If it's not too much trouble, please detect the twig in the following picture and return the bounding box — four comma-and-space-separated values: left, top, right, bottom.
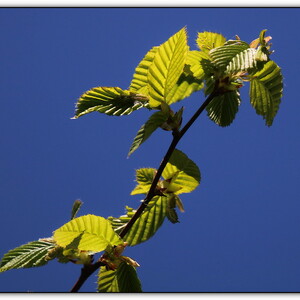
70, 86, 219, 292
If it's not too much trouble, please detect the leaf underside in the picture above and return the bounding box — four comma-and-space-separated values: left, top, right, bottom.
74, 87, 146, 118
250, 60, 283, 126
206, 91, 241, 127
0, 240, 55, 272
98, 261, 142, 292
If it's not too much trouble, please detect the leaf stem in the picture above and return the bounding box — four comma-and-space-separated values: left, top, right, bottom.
70, 86, 219, 292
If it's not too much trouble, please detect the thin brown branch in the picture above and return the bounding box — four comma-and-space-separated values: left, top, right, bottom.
70, 85, 219, 292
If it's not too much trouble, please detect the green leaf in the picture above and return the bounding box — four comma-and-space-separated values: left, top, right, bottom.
131, 168, 156, 195
206, 91, 241, 127
0, 240, 56, 272
166, 67, 204, 105
128, 111, 168, 157
98, 261, 142, 292
71, 199, 83, 220
74, 87, 147, 118
148, 27, 189, 107
186, 51, 211, 79
209, 42, 250, 73
110, 196, 168, 246
196, 32, 226, 53
250, 60, 283, 126
225, 48, 258, 74
129, 47, 159, 97
162, 149, 200, 194
53, 215, 123, 252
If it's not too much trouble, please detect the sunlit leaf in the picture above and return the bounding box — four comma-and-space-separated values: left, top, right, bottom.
131, 168, 156, 195
129, 47, 158, 97
53, 215, 122, 252
206, 91, 241, 127
98, 261, 142, 292
225, 48, 258, 74
148, 27, 189, 107
0, 240, 56, 272
162, 149, 200, 195
250, 60, 283, 126
210, 42, 250, 73
128, 111, 168, 157
186, 51, 211, 78
110, 196, 167, 246
74, 87, 147, 118
196, 32, 226, 53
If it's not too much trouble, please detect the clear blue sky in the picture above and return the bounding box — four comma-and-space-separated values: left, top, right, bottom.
0, 8, 299, 292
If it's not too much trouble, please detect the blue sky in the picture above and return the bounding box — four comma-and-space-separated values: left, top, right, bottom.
0, 7, 300, 292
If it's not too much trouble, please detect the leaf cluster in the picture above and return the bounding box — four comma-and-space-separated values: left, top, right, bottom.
0, 27, 283, 293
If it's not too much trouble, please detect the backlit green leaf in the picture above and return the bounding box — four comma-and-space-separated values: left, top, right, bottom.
74, 87, 147, 118
110, 196, 167, 246
186, 51, 211, 79
196, 32, 226, 53
128, 111, 168, 157
98, 261, 142, 292
206, 91, 241, 127
129, 47, 158, 97
148, 27, 189, 107
131, 168, 156, 195
53, 215, 122, 252
0, 240, 56, 272
162, 149, 200, 194
250, 60, 283, 126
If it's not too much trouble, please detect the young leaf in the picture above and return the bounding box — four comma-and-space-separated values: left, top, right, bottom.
186, 51, 211, 79
53, 215, 122, 252
250, 60, 283, 126
196, 32, 226, 53
71, 199, 83, 220
129, 47, 159, 97
128, 111, 169, 157
210, 42, 250, 73
165, 68, 204, 105
131, 168, 156, 195
147, 27, 189, 107
206, 91, 241, 127
74, 87, 147, 118
0, 240, 56, 272
111, 196, 168, 246
225, 48, 258, 74
162, 149, 201, 194
98, 261, 142, 292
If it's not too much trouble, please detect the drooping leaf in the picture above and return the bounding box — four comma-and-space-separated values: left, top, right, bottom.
110, 196, 168, 246
147, 27, 189, 107
249, 60, 283, 126
53, 215, 123, 252
196, 32, 226, 53
0, 240, 56, 272
71, 199, 83, 220
206, 91, 241, 127
162, 149, 200, 194
131, 168, 156, 195
166, 207, 179, 224
98, 261, 142, 292
128, 111, 168, 157
74, 87, 147, 118
129, 47, 159, 97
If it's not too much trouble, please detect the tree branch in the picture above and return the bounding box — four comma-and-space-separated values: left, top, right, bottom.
70, 86, 219, 292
